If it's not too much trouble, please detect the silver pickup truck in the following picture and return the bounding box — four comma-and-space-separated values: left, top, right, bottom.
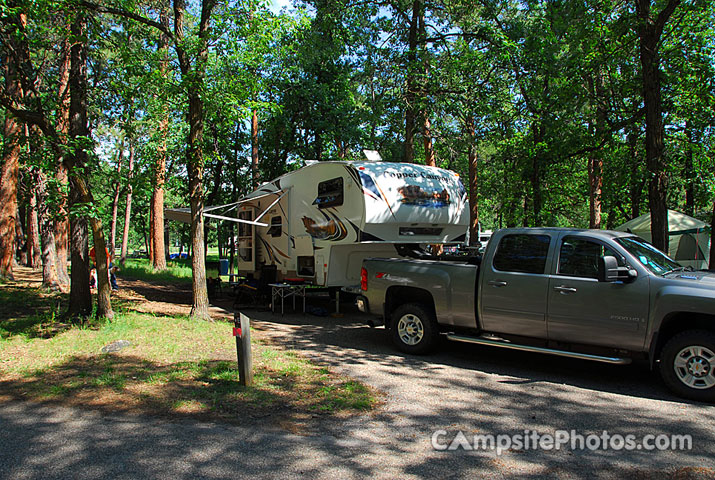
357, 228, 715, 401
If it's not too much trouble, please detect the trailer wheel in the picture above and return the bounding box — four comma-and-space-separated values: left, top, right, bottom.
390, 303, 438, 355
659, 330, 715, 402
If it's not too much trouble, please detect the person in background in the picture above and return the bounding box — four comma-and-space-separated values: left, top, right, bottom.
89, 245, 119, 291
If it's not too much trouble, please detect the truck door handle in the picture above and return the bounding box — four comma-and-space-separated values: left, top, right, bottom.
488, 280, 508, 287
554, 285, 577, 294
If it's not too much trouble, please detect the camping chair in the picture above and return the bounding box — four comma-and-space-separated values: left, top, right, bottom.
233, 265, 277, 310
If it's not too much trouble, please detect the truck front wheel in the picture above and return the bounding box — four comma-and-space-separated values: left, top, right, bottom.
390, 303, 439, 355
659, 330, 715, 402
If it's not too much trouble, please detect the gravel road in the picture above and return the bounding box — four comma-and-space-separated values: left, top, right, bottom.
2, 303, 714, 479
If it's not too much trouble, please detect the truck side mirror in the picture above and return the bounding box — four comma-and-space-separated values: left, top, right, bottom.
598, 255, 637, 283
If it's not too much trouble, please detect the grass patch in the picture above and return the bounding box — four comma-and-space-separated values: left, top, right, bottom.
0, 287, 68, 341
0, 290, 380, 422
119, 258, 196, 284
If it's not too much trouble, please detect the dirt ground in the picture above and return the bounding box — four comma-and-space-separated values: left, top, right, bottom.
5, 265, 236, 319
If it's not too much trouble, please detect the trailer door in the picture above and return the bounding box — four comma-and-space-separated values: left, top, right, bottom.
237, 207, 255, 273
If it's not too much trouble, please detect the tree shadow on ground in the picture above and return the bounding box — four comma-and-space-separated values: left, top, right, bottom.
0, 353, 374, 427
0, 286, 73, 340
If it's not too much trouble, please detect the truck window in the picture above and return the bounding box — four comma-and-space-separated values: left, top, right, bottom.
558, 237, 622, 279
493, 234, 550, 274
313, 177, 344, 208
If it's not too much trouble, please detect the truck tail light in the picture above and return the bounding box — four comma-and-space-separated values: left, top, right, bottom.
360, 267, 368, 291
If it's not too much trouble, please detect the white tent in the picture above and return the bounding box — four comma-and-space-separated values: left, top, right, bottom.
616, 209, 711, 269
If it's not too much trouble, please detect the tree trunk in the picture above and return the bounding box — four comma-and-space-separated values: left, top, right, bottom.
109, 144, 123, 259
120, 143, 134, 266
423, 114, 435, 167
684, 124, 694, 216
55, 32, 71, 286
66, 11, 94, 319
530, 142, 543, 226
148, 201, 155, 264
403, 0, 419, 163
74, 175, 113, 318
68, 189, 91, 318
188, 94, 210, 319
164, 225, 170, 259
27, 192, 42, 269
0, 54, 23, 279
15, 206, 26, 266
251, 109, 259, 188
467, 118, 479, 246
151, 124, 168, 270
151, 186, 167, 269
588, 157, 603, 229
55, 163, 71, 285
230, 123, 239, 274
36, 169, 60, 289
150, 9, 169, 271
143, 220, 149, 256
419, 8, 434, 168
588, 71, 607, 229
636, 0, 679, 251
627, 130, 643, 219
174, 0, 213, 320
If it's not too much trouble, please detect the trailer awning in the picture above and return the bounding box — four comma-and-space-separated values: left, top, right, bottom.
164, 207, 192, 224
164, 189, 289, 227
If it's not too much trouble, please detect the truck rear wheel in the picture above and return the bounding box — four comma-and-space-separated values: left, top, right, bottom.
659, 330, 715, 402
390, 303, 439, 355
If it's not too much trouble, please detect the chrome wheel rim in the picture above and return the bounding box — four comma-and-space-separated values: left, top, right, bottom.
397, 314, 424, 346
673, 345, 715, 390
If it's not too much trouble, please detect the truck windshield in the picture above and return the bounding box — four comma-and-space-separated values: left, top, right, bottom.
615, 236, 680, 275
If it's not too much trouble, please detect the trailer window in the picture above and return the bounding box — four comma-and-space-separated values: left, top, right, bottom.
313, 177, 344, 208
238, 210, 253, 237
267, 216, 282, 237
493, 234, 550, 274
298, 256, 315, 276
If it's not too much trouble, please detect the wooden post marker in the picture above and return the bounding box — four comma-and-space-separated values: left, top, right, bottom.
233, 312, 253, 386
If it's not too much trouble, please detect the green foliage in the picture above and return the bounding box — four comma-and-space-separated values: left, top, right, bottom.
3, 0, 714, 252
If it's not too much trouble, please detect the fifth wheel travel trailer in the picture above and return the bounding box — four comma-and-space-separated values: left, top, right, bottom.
167, 160, 470, 288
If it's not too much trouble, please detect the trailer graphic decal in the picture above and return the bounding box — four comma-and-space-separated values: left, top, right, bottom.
347, 218, 385, 242
258, 237, 288, 265
358, 170, 383, 202
397, 185, 451, 207
302, 210, 349, 241
355, 167, 396, 218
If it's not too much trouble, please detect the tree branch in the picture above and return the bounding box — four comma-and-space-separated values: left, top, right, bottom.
0, 93, 61, 148
653, 0, 681, 40
79, 1, 173, 39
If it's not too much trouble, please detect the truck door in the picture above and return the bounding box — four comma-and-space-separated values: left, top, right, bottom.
546, 235, 649, 350
479, 233, 553, 337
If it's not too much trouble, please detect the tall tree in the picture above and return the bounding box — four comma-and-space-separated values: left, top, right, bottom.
150, 8, 169, 271
174, 0, 215, 319
55, 28, 71, 286
0, 7, 24, 280
109, 140, 123, 257
68, 11, 113, 317
85, 0, 217, 318
120, 142, 134, 266
635, 0, 680, 250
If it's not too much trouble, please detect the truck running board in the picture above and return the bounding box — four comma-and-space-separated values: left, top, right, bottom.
446, 334, 632, 365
